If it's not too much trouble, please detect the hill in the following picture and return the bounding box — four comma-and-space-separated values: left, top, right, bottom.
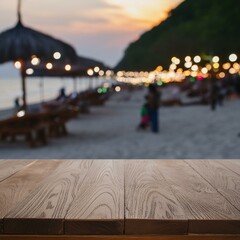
115, 0, 240, 71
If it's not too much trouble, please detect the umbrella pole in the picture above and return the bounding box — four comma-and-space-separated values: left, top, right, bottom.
17, 0, 22, 22
73, 77, 77, 93
40, 77, 44, 103
20, 61, 27, 111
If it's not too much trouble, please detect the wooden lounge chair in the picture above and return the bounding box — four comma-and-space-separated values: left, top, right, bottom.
0, 114, 48, 147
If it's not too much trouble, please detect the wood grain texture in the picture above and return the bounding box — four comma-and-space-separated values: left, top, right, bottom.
65, 160, 124, 235
125, 160, 187, 234
157, 160, 240, 234
185, 160, 240, 211
1, 160, 240, 236
0, 160, 63, 233
4, 160, 93, 235
0, 160, 34, 182
156, 160, 240, 219
217, 160, 240, 176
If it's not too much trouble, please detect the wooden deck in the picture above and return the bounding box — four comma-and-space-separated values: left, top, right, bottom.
0, 160, 239, 240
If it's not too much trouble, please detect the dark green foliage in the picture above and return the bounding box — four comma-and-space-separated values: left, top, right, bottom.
115, 0, 240, 71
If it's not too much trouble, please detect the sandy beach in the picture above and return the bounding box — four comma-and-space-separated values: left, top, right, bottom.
0, 87, 240, 159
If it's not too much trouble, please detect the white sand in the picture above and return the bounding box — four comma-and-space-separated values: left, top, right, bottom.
0, 88, 240, 159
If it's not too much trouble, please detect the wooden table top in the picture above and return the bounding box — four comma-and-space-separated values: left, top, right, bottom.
0, 160, 239, 238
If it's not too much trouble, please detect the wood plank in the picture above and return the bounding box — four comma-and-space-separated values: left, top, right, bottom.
65, 160, 124, 235
185, 160, 240, 211
4, 160, 93, 235
0, 160, 34, 182
125, 160, 188, 235
217, 160, 240, 176
2, 160, 239, 236
0, 235, 240, 240
157, 160, 240, 234
189, 220, 240, 235
0, 160, 63, 233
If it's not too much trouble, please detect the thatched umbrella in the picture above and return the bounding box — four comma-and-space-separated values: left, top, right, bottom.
0, 0, 77, 110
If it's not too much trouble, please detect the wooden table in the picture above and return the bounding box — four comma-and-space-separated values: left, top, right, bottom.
0, 160, 239, 240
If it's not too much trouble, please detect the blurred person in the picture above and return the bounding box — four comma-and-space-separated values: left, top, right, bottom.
216, 81, 226, 106
233, 73, 240, 96
14, 97, 23, 113
146, 84, 161, 133
56, 87, 67, 102
210, 77, 218, 111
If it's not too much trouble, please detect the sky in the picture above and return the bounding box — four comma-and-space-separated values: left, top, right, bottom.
0, 0, 183, 76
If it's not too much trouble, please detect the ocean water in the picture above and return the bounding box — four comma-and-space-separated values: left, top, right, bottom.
0, 76, 109, 110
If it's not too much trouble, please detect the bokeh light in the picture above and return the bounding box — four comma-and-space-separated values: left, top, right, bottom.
94, 66, 100, 73
46, 63, 53, 70
185, 56, 191, 62
201, 67, 208, 74
65, 64, 71, 71
26, 68, 34, 75
223, 62, 231, 70
53, 52, 61, 60
212, 56, 220, 63
193, 55, 201, 63
87, 69, 94, 76
31, 57, 40, 66
229, 53, 237, 62
191, 65, 198, 71
115, 86, 121, 92
14, 61, 21, 69
184, 62, 192, 68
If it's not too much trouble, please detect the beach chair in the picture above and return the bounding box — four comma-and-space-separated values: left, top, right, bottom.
0, 114, 48, 147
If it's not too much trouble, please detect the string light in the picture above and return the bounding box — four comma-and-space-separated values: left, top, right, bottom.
14, 61, 21, 69
53, 52, 61, 60
94, 66, 100, 73
87, 69, 94, 76
46, 63, 53, 70
229, 53, 237, 62
26, 68, 34, 75
31, 57, 40, 65
193, 56, 201, 63
212, 56, 220, 63
65, 64, 71, 71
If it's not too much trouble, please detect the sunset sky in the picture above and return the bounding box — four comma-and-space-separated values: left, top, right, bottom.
0, 0, 183, 69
